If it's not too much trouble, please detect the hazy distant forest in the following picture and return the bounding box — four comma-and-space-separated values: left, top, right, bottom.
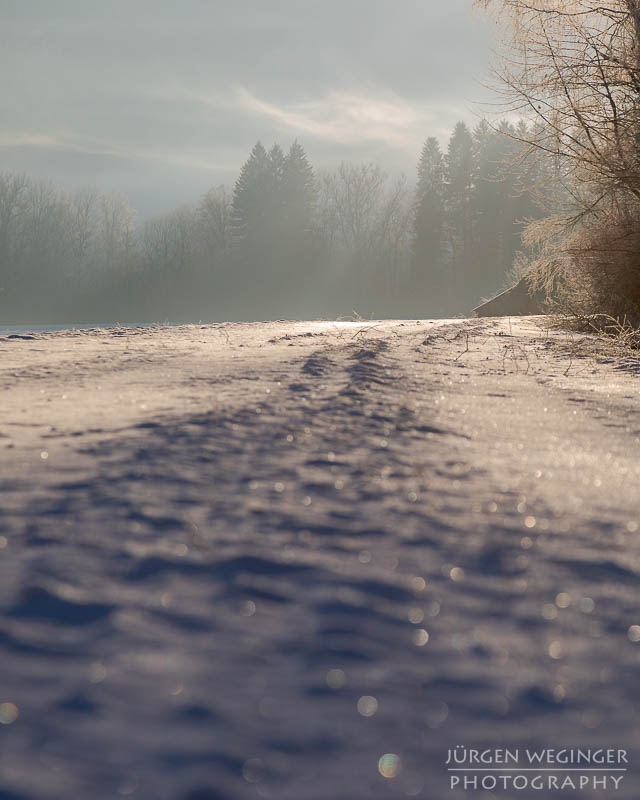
0, 120, 547, 323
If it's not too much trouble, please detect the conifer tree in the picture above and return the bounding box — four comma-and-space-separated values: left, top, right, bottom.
413, 137, 446, 284
231, 140, 321, 311
279, 141, 320, 304
231, 141, 272, 248
231, 141, 278, 306
445, 121, 475, 281
282, 141, 317, 232
268, 144, 286, 186
472, 119, 506, 294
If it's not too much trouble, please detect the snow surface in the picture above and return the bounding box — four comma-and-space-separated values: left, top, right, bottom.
1, 317, 639, 799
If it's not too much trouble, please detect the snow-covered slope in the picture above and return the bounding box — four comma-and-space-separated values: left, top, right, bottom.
1, 318, 639, 799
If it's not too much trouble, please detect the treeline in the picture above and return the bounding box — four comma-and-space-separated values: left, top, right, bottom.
0, 121, 546, 323
413, 120, 546, 309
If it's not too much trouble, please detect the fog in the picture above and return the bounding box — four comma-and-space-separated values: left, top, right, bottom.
0, 1, 540, 323
2, 0, 494, 207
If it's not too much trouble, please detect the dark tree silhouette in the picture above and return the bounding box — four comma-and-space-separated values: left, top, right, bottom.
412, 138, 446, 294
445, 122, 475, 293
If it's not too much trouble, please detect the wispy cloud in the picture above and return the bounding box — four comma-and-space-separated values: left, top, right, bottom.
0, 131, 223, 173
233, 88, 460, 151
156, 84, 467, 152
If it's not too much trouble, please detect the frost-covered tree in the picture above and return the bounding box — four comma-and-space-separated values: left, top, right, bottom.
475, 0, 640, 321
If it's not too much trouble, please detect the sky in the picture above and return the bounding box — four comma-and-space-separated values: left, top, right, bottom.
0, 0, 497, 217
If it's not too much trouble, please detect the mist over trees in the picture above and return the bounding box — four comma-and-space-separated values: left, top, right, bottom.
0, 123, 545, 324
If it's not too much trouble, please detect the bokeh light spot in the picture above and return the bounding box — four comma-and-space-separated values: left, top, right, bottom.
378, 753, 400, 779
548, 640, 564, 659
408, 607, 424, 624
412, 629, 429, 647
0, 703, 18, 725
357, 696, 379, 717
326, 669, 346, 689
628, 625, 640, 643
240, 600, 256, 617
580, 597, 595, 613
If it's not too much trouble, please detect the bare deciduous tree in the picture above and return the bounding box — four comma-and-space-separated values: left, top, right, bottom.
319, 163, 410, 284
0, 173, 28, 288
476, 0, 640, 320
99, 192, 137, 274
477, 1, 640, 192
